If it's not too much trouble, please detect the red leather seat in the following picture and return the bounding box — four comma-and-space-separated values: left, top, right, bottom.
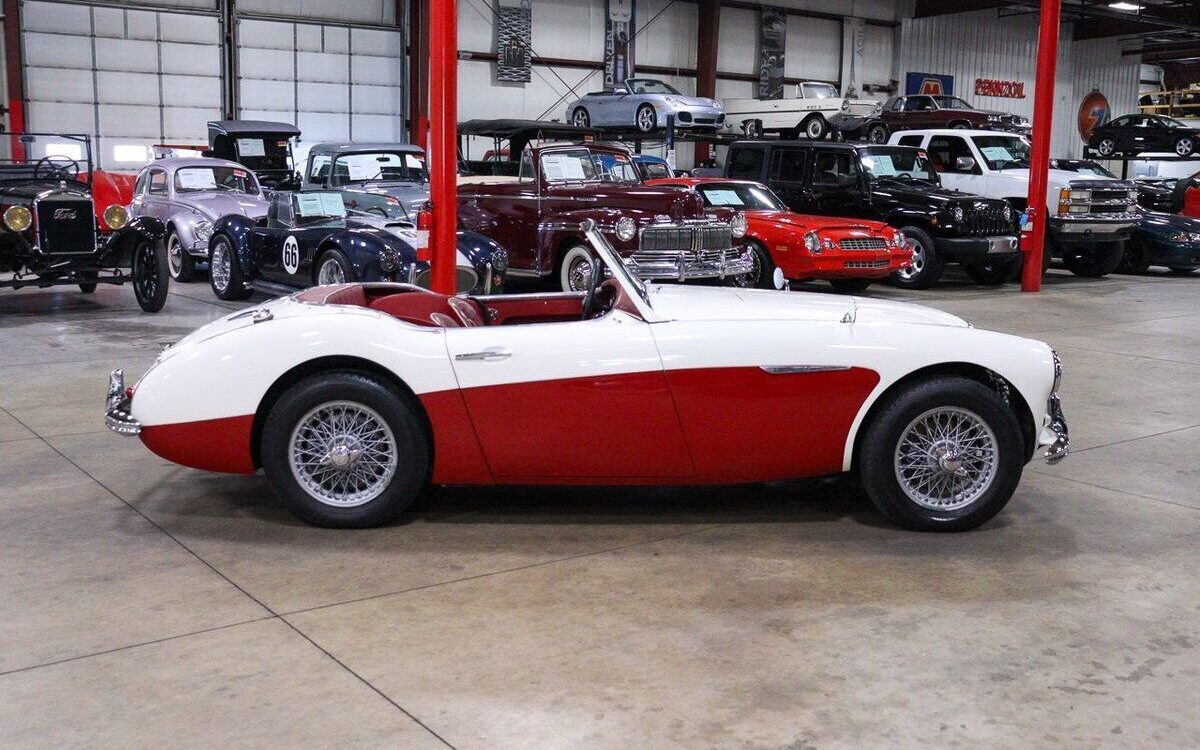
368, 291, 486, 328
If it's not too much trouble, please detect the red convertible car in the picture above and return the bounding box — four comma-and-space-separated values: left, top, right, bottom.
648, 177, 912, 291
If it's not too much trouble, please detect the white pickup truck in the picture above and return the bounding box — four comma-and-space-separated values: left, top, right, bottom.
890, 129, 1141, 278
723, 81, 882, 140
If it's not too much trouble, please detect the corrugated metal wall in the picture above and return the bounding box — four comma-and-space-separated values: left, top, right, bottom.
897, 9, 1140, 158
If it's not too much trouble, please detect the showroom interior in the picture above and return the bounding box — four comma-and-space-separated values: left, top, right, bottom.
2, 0, 1200, 747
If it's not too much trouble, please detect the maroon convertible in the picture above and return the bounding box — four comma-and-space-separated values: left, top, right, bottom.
457, 143, 753, 291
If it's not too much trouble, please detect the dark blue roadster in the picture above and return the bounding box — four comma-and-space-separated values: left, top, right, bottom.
1118, 211, 1200, 275
206, 190, 507, 300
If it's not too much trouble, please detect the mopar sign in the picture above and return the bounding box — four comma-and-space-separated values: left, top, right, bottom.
905, 72, 954, 96
1078, 89, 1111, 142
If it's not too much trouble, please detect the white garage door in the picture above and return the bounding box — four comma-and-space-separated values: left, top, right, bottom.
21, 1, 222, 170
237, 18, 405, 147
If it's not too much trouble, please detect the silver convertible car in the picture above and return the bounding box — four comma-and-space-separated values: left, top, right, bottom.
129, 157, 269, 282
566, 78, 725, 133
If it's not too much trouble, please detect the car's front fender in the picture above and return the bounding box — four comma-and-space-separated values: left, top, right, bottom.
101, 216, 166, 266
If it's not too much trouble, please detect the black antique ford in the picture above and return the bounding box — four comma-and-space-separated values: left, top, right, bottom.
0, 133, 169, 311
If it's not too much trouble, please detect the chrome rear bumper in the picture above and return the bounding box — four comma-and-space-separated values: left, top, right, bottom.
626, 248, 755, 281
104, 369, 141, 436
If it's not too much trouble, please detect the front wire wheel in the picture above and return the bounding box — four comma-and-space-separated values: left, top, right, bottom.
209, 234, 252, 301
860, 376, 1025, 532
132, 238, 169, 312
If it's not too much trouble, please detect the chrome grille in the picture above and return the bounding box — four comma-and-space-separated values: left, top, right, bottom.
844, 260, 890, 270
640, 224, 733, 253
838, 237, 888, 251
632, 248, 740, 264
35, 198, 96, 255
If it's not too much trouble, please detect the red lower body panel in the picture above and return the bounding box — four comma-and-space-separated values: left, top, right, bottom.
419, 389, 494, 484
140, 414, 256, 474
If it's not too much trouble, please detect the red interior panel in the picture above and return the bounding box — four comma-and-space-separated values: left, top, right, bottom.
1183, 186, 1200, 219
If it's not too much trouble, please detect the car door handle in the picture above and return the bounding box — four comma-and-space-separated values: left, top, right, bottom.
455, 347, 511, 362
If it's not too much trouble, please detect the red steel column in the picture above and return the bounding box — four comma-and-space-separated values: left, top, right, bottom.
3, 0, 27, 156
1021, 0, 1061, 293
428, 0, 457, 294
694, 0, 720, 164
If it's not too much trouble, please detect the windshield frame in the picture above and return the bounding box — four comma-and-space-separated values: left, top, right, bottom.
326, 150, 427, 187
801, 82, 840, 100
625, 78, 681, 96
696, 181, 786, 211
173, 165, 261, 195
970, 134, 1031, 171
580, 220, 655, 316
858, 146, 939, 184
538, 147, 640, 185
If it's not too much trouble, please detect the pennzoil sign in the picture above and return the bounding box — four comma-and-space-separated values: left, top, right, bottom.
975, 78, 1026, 99
1077, 89, 1111, 141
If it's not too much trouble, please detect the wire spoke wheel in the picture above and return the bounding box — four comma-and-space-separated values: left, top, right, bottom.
318, 257, 346, 285
894, 406, 999, 512
288, 400, 399, 508
210, 240, 231, 292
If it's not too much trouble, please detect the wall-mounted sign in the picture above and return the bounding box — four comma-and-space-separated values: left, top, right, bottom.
1078, 88, 1112, 142
496, 0, 532, 83
905, 72, 954, 96
840, 18, 866, 99
757, 8, 787, 99
603, 0, 635, 90
975, 78, 1026, 99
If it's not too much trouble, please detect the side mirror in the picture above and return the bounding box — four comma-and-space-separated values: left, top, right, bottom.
955, 156, 977, 172
613, 87, 629, 96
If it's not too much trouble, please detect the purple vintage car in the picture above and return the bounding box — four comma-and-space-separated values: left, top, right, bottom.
129, 157, 269, 282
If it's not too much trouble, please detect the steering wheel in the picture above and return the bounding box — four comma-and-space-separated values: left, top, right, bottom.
34, 155, 81, 181
895, 172, 913, 181
580, 258, 603, 320
364, 206, 389, 217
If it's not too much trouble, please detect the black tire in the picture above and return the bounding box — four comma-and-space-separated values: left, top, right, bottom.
166, 231, 195, 282
801, 115, 828, 140
949, 121, 971, 130
1169, 266, 1198, 275
1062, 241, 1125, 278
729, 239, 775, 289
314, 248, 353, 286
209, 233, 252, 301
78, 271, 97, 294
866, 123, 889, 144
1115, 241, 1151, 275
132, 238, 169, 312
963, 256, 1021, 285
830, 278, 872, 293
571, 107, 590, 128
859, 376, 1025, 532
888, 225, 944, 289
261, 372, 429, 528
635, 104, 657, 133
743, 119, 763, 139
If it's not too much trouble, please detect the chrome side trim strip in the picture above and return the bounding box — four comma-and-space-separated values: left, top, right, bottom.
759, 365, 853, 375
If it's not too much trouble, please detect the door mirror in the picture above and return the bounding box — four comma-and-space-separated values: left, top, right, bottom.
612, 87, 629, 96
955, 156, 977, 172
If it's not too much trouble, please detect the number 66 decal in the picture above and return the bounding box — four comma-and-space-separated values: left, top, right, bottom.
282, 235, 300, 275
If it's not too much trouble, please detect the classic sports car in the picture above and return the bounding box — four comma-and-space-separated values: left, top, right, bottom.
1087, 114, 1199, 158
566, 78, 725, 133
301, 142, 428, 216
129, 157, 269, 282
1117, 211, 1200, 275
646, 177, 911, 292
207, 190, 506, 300
0, 132, 168, 312
105, 221, 1069, 531
457, 143, 752, 291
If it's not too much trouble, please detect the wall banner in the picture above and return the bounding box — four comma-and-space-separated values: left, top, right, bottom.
841, 17, 866, 98
757, 8, 786, 100
604, 0, 635, 90
496, 0, 533, 83
905, 72, 955, 96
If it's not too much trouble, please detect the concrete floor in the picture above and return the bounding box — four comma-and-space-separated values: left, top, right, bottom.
1, 268, 1198, 749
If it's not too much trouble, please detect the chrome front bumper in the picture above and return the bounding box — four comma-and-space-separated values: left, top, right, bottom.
105, 369, 141, 436
626, 248, 755, 282
1044, 393, 1069, 464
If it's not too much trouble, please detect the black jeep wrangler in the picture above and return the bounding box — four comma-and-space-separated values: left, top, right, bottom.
0, 133, 168, 311
722, 140, 1021, 288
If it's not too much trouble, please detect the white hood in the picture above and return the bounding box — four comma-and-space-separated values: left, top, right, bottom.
645, 284, 969, 328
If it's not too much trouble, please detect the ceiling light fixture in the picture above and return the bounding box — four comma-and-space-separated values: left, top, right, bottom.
1107, 2, 1142, 10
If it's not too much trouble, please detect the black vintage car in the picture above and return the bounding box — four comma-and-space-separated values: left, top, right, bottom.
203, 120, 302, 191
722, 140, 1020, 288
1087, 114, 1200, 158
0, 133, 168, 311
207, 190, 507, 301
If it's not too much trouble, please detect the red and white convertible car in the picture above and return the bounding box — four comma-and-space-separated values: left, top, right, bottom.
106, 222, 1068, 531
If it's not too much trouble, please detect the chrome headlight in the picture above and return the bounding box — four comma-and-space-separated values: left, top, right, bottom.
1169, 232, 1191, 243
615, 216, 637, 242
378, 247, 400, 272
841, 99, 850, 112
103, 204, 129, 230
951, 205, 965, 223
193, 219, 213, 242
987, 114, 1001, 122
803, 231, 821, 254
730, 212, 748, 239
491, 246, 509, 272
3, 205, 32, 232
890, 228, 905, 246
